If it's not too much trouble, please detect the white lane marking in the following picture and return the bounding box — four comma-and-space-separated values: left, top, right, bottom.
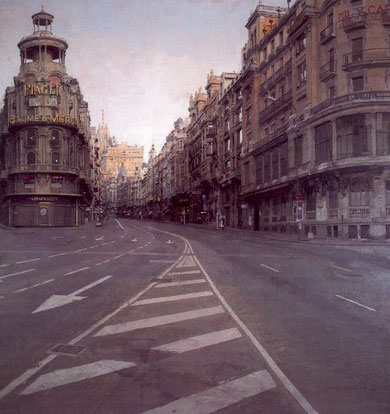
141, 370, 276, 414
0, 268, 35, 281
0, 264, 10, 268
194, 255, 318, 414
110, 241, 116, 244
261, 263, 279, 273
14, 279, 54, 293
95, 263, 103, 266
121, 235, 124, 239
154, 279, 206, 288
89, 245, 99, 249
102, 259, 111, 264
15, 258, 40, 265
335, 295, 376, 312
168, 270, 202, 276
0, 296, 4, 299
95, 237, 104, 241
80, 236, 86, 239
48, 252, 69, 258
95, 306, 224, 337
21, 360, 136, 395
153, 327, 242, 354
33, 275, 112, 313
176, 256, 197, 268
166, 239, 174, 244
114, 218, 125, 230
332, 265, 352, 272
113, 254, 125, 259
101, 242, 110, 246
63, 266, 90, 276
132, 291, 213, 306
0, 243, 184, 401
150, 260, 177, 264
75, 248, 87, 252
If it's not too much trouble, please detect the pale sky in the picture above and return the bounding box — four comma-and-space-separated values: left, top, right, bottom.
0, 0, 287, 156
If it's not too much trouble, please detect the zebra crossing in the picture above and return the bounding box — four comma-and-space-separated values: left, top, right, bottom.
4, 240, 307, 414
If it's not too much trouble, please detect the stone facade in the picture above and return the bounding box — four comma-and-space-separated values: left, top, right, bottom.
125, 0, 390, 240
0, 9, 96, 227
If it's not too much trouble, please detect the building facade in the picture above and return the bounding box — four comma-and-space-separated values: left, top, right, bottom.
0, 9, 95, 227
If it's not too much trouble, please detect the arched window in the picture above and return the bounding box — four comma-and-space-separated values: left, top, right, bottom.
50, 130, 60, 147
27, 152, 36, 165
27, 129, 36, 146
52, 152, 60, 165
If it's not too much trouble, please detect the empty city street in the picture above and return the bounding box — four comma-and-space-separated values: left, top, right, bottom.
0, 218, 389, 413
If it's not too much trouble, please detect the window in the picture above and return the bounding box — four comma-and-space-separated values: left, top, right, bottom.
352, 37, 363, 62
350, 178, 370, 207
50, 130, 60, 147
348, 225, 358, 239
271, 39, 275, 53
352, 76, 364, 92
307, 192, 316, 212
329, 189, 338, 209
237, 129, 242, 145
264, 151, 271, 182
297, 61, 307, 87
329, 85, 335, 99
272, 147, 279, 179
280, 141, 288, 177
244, 162, 249, 185
295, 135, 303, 166
315, 122, 332, 163
296, 34, 306, 55
224, 138, 230, 154
52, 152, 60, 165
336, 114, 368, 158
27, 129, 36, 146
246, 107, 252, 125
27, 152, 36, 165
279, 31, 283, 46
255, 155, 263, 184
386, 180, 390, 205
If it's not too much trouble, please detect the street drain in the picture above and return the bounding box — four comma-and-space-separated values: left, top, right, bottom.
151, 278, 172, 283
49, 343, 85, 356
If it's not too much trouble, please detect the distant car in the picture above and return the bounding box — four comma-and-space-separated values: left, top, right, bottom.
96, 221, 102, 227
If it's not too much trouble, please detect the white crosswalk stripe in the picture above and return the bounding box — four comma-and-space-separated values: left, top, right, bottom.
22, 360, 136, 395
94, 306, 225, 337
154, 279, 206, 288
152, 327, 242, 354
132, 291, 213, 306
141, 370, 277, 414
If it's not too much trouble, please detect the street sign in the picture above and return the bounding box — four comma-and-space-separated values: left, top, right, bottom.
293, 200, 303, 221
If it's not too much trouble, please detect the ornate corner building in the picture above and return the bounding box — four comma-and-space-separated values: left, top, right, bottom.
239, 0, 390, 239
0, 9, 94, 227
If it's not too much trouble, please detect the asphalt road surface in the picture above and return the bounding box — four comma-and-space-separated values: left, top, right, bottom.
0, 218, 389, 413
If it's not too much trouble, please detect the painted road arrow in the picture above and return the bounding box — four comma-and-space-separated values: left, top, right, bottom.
32, 275, 112, 314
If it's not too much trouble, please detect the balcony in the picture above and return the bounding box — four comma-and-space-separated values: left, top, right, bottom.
320, 23, 336, 44
340, 15, 367, 32
343, 48, 390, 71
258, 90, 293, 123
7, 164, 80, 175
320, 60, 337, 82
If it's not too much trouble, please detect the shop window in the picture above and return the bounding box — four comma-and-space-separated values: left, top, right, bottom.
360, 225, 370, 239
329, 189, 338, 209
264, 151, 271, 182
386, 225, 390, 239
348, 225, 358, 238
327, 226, 332, 237
315, 122, 332, 163
27, 152, 36, 165
50, 130, 60, 147
386, 180, 390, 205
26, 129, 36, 147
307, 192, 316, 212
272, 147, 279, 179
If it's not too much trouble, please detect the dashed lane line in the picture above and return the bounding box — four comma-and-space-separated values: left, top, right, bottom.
101, 242, 110, 246
113, 254, 125, 259
94, 306, 225, 337
48, 252, 69, 258
114, 218, 125, 230
0, 269, 36, 281
260, 263, 279, 273
152, 327, 242, 354
89, 245, 99, 249
14, 279, 55, 293
335, 294, 376, 312
63, 267, 90, 276
132, 291, 214, 306
332, 265, 352, 272
141, 370, 276, 414
15, 258, 41, 265
0, 264, 10, 268
75, 248, 87, 252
